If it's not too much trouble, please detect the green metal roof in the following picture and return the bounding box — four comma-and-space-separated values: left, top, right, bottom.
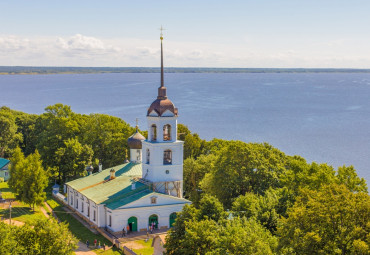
0, 158, 10, 170
66, 162, 144, 204
67, 162, 142, 191
66, 162, 190, 210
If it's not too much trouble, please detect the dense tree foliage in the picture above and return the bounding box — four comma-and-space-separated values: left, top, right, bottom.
278, 184, 370, 254
0, 107, 23, 158
165, 195, 278, 254
0, 104, 138, 183
0, 218, 77, 255
8, 148, 48, 210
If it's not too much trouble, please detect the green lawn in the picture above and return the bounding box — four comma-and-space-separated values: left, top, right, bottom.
46, 198, 121, 255
0, 182, 16, 199
0, 182, 45, 224
130, 239, 154, 255
0, 203, 45, 224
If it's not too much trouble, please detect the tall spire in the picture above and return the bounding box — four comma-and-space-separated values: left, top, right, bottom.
158, 26, 167, 99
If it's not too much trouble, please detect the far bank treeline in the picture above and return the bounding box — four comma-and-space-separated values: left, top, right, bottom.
1, 104, 370, 254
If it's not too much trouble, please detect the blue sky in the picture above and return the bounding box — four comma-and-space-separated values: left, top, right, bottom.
1, 0, 370, 67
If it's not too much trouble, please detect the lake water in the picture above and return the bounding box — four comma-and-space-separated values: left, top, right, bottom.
0, 73, 369, 182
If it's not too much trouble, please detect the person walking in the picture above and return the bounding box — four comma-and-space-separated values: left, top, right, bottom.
127, 225, 130, 235
94, 239, 97, 247
86, 240, 89, 248
122, 228, 126, 237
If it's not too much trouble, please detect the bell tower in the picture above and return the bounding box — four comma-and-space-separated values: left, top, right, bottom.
141, 28, 184, 198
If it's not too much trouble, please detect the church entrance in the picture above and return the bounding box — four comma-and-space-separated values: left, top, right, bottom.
128, 216, 137, 232
169, 212, 177, 227
148, 214, 158, 229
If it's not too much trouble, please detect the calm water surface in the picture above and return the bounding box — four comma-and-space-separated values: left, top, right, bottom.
1, 73, 369, 182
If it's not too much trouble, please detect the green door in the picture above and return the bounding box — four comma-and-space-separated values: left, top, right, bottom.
149, 214, 158, 229
128, 216, 137, 232
169, 212, 177, 227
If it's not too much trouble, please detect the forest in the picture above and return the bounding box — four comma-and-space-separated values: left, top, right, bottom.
0, 104, 369, 254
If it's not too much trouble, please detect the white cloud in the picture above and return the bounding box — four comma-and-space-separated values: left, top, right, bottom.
0, 34, 370, 67
0, 36, 30, 53
56, 34, 121, 57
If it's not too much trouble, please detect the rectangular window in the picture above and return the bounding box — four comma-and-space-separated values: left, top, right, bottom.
82, 202, 84, 213
93, 211, 96, 221
87, 207, 90, 217
76, 199, 78, 209
109, 215, 112, 227
151, 197, 157, 204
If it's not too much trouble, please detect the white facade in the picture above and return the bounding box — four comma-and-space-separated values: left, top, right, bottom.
142, 115, 184, 197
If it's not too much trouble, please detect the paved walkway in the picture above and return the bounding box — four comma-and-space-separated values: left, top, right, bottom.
118, 228, 169, 243
1, 219, 24, 226
74, 242, 97, 255
40, 205, 49, 218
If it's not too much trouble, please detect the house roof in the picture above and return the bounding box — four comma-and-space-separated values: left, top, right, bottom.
0, 158, 10, 170
66, 161, 190, 210
66, 162, 144, 204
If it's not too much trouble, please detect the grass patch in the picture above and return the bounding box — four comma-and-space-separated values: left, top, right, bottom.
0, 182, 16, 199
94, 246, 122, 255
128, 239, 154, 255
0, 201, 46, 224
46, 198, 113, 248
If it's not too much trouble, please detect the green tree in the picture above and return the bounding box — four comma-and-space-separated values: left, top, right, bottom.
201, 141, 287, 208
36, 104, 81, 174
8, 147, 25, 194
0, 222, 20, 255
336, 165, 368, 193
165, 204, 200, 254
9, 149, 48, 210
198, 194, 226, 222
55, 138, 93, 182
19, 150, 48, 210
232, 189, 280, 232
183, 154, 216, 204
0, 218, 77, 255
15, 112, 38, 156
81, 113, 134, 168
212, 218, 278, 255
0, 108, 23, 158
278, 184, 370, 254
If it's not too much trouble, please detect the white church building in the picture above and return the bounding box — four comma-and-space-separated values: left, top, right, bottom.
65, 33, 191, 233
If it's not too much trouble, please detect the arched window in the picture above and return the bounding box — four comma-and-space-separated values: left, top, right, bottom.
151, 124, 157, 141
163, 150, 172, 165
146, 149, 150, 164
137, 149, 141, 162
163, 124, 171, 141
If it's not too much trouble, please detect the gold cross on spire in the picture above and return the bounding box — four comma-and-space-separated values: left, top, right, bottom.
159, 26, 165, 40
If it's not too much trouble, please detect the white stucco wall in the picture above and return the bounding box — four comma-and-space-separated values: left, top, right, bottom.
108, 203, 188, 232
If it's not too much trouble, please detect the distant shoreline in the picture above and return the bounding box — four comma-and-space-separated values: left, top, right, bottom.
1, 66, 370, 75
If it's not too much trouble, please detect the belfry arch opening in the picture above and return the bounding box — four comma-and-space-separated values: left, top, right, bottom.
163, 149, 172, 165
163, 124, 171, 141
151, 124, 157, 141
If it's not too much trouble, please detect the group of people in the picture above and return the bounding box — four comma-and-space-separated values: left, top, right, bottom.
120, 221, 158, 237
149, 221, 157, 233
122, 224, 131, 237
86, 239, 105, 250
